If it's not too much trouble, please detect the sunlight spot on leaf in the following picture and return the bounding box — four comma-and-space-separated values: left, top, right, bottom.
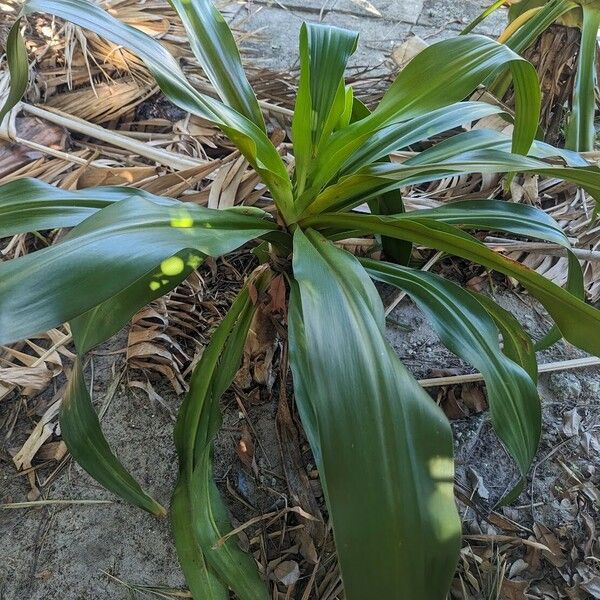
160, 256, 185, 276
170, 210, 194, 228
186, 253, 203, 269
428, 456, 454, 481
149, 281, 161, 291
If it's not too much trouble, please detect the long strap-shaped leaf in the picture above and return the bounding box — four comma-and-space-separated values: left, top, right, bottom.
61, 358, 165, 515
67, 272, 267, 600
0, 22, 28, 125
173, 284, 270, 600
0, 195, 275, 344
363, 259, 540, 503
469, 291, 538, 382
348, 96, 413, 264
171, 480, 228, 600
0, 178, 177, 237
289, 229, 461, 599
401, 128, 590, 167
304, 212, 600, 356
412, 198, 572, 246
505, 0, 577, 54
2, 0, 294, 220
304, 148, 600, 215
168, 0, 265, 130
340, 101, 509, 176
461, 0, 508, 34
320, 195, 585, 333
298, 34, 540, 205
414, 199, 587, 325
70, 250, 196, 354
292, 22, 358, 194
565, 4, 600, 151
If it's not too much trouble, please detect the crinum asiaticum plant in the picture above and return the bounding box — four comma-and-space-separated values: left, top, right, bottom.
3, 1, 600, 598
465, 0, 600, 151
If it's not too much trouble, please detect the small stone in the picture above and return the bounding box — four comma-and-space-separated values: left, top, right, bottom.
587, 379, 600, 397
273, 561, 300, 586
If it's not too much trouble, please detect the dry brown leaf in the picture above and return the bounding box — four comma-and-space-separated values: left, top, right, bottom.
77, 165, 157, 187
533, 523, 567, 568
0, 364, 53, 393
264, 274, 287, 315
391, 36, 428, 70
13, 398, 61, 471
461, 383, 488, 413
501, 579, 529, 600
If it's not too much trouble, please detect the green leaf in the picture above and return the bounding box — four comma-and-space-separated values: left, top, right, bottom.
468, 291, 538, 382
0, 22, 28, 125
298, 34, 540, 206
304, 148, 600, 215
565, 5, 600, 151
171, 481, 228, 600
61, 358, 165, 515
305, 212, 600, 356
71, 250, 196, 354
168, 0, 265, 130
412, 198, 571, 247
461, 0, 508, 34
534, 250, 585, 350
363, 259, 541, 499
292, 23, 358, 194
5, 1, 294, 221
349, 96, 413, 264
0, 195, 275, 345
0, 178, 174, 237
375, 37, 539, 157
173, 284, 269, 600
402, 128, 590, 167
289, 229, 460, 599
341, 101, 509, 176
506, 0, 578, 51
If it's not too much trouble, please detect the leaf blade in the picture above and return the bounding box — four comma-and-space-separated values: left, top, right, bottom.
307, 212, 600, 356
173, 284, 270, 600
169, 0, 265, 129
61, 358, 165, 516
0, 195, 274, 345
289, 229, 461, 599
363, 259, 541, 497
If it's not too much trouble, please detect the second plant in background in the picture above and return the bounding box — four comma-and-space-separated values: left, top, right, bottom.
466, 0, 600, 151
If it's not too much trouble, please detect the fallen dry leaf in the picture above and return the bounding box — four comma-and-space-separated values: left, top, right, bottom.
501, 578, 529, 600
273, 560, 300, 587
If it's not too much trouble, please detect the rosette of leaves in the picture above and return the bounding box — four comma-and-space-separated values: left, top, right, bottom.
2, 1, 600, 598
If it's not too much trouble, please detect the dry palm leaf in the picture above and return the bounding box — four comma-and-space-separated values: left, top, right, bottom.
45, 78, 157, 123
127, 273, 206, 399
0, 328, 72, 401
